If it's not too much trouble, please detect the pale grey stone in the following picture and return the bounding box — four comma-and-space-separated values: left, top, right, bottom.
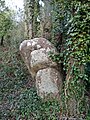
19, 38, 62, 98
36, 68, 62, 98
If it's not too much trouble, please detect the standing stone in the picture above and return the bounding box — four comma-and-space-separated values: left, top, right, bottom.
19, 38, 62, 98
36, 68, 62, 98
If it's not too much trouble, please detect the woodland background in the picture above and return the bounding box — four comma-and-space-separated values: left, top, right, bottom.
0, 0, 90, 119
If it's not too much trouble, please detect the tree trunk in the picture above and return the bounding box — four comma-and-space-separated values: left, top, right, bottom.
24, 0, 35, 39
0, 36, 4, 46
40, 0, 52, 40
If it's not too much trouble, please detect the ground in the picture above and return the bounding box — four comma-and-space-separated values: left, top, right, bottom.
0, 43, 89, 120
0, 45, 61, 120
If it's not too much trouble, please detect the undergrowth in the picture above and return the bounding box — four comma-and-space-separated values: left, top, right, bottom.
0, 40, 61, 120
0, 31, 89, 120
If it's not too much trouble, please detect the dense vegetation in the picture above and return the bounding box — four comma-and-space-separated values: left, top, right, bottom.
51, 0, 90, 117
0, 0, 90, 119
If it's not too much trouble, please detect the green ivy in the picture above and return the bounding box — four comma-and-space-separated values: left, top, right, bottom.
50, 0, 90, 118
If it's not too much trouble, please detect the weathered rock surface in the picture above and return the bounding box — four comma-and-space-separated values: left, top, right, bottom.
36, 68, 62, 98
19, 38, 62, 98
